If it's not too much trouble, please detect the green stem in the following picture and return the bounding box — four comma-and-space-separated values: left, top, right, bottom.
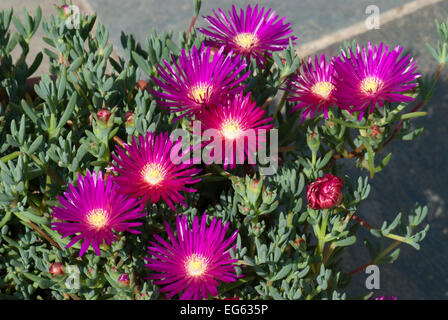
384, 233, 408, 244
317, 211, 329, 255
311, 151, 317, 168
29, 153, 45, 167
209, 164, 233, 179
273, 90, 289, 119
374, 240, 401, 264
305, 286, 322, 300
323, 209, 354, 265
322, 243, 336, 265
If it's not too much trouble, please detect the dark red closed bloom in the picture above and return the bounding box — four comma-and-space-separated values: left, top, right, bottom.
307, 174, 344, 210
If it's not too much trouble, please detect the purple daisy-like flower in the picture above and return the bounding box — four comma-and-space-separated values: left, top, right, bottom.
334, 42, 420, 121
152, 44, 249, 120
145, 213, 239, 300
51, 170, 145, 257
286, 53, 338, 120
198, 91, 273, 169
198, 4, 297, 66
111, 131, 201, 211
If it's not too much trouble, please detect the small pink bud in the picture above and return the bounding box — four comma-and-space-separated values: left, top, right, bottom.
118, 273, 130, 286
97, 108, 112, 125
61, 5, 71, 18
49, 262, 65, 276
124, 112, 133, 125
369, 125, 382, 139
135, 80, 151, 92
294, 238, 304, 247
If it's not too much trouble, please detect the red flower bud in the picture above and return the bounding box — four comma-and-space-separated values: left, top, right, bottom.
49, 262, 65, 276
97, 108, 112, 125
124, 112, 133, 125
306, 174, 344, 210
369, 125, 382, 139
135, 80, 151, 92
61, 5, 71, 18
294, 238, 304, 247
118, 273, 130, 286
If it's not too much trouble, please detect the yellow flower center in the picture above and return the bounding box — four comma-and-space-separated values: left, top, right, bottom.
190, 84, 210, 103
185, 254, 208, 277
221, 119, 242, 140
361, 77, 383, 95
141, 163, 166, 186
311, 81, 334, 100
234, 32, 258, 49
87, 209, 108, 230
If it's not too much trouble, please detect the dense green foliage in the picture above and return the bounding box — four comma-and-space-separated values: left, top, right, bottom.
0, 2, 445, 300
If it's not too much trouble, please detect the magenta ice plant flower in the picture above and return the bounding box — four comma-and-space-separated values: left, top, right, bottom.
111, 131, 201, 211
286, 53, 338, 120
198, 91, 273, 170
334, 42, 420, 120
198, 4, 297, 66
51, 170, 145, 257
145, 213, 239, 300
152, 44, 249, 120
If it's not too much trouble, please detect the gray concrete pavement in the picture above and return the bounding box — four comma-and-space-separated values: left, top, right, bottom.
0, 0, 93, 76
86, 0, 413, 56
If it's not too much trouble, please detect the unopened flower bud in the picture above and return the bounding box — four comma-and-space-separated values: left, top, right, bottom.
97, 108, 112, 125
61, 5, 71, 18
369, 125, 382, 139
307, 129, 320, 153
49, 262, 65, 276
307, 173, 344, 210
135, 80, 151, 92
294, 237, 304, 247
118, 273, 130, 286
124, 112, 133, 126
